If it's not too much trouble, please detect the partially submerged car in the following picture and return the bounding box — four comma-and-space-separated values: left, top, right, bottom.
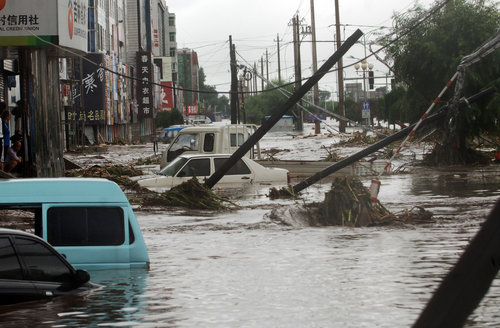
0, 228, 97, 306
0, 178, 150, 270
139, 153, 289, 190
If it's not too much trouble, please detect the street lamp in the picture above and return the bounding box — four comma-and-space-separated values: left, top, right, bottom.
355, 59, 373, 125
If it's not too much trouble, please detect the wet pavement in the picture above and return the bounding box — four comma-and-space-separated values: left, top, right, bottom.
2, 130, 500, 327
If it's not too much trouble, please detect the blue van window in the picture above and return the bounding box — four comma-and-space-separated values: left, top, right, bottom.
47, 207, 125, 246
0, 237, 23, 280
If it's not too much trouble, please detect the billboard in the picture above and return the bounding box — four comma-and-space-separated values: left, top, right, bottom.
160, 82, 174, 111
0, 0, 87, 51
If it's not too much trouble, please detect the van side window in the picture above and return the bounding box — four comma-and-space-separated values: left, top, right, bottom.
14, 237, 72, 282
230, 133, 244, 147
47, 207, 125, 246
203, 133, 215, 152
214, 158, 251, 175
0, 237, 23, 280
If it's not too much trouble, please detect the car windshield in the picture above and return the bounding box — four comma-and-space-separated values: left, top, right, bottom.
159, 156, 189, 176
169, 133, 199, 152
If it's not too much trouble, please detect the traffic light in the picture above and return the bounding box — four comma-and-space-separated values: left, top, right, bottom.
368, 70, 374, 89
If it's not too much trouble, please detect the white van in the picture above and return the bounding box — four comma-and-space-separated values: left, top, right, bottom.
160, 124, 261, 169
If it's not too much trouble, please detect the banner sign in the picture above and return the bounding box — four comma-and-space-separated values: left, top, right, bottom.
160, 82, 174, 111
136, 50, 154, 118
185, 105, 198, 115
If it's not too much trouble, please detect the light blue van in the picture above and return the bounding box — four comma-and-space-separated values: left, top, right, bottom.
0, 178, 150, 270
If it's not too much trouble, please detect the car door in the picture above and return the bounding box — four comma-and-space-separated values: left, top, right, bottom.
0, 236, 38, 305
174, 158, 211, 185
13, 236, 77, 298
213, 157, 254, 186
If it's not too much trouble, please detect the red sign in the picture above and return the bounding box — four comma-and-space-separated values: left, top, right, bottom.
185, 105, 198, 115
160, 82, 174, 110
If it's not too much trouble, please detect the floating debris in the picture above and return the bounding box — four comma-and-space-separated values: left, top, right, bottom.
143, 177, 237, 210
268, 176, 434, 227
321, 176, 392, 226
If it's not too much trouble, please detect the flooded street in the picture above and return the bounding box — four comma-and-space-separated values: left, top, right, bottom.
2, 134, 500, 327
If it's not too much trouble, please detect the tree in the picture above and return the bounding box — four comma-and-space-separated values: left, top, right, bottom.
386, 0, 500, 164
155, 109, 184, 128
245, 81, 294, 123
198, 67, 230, 117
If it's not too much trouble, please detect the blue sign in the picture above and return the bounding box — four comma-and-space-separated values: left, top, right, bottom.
306, 113, 327, 120
362, 101, 370, 111
361, 101, 370, 119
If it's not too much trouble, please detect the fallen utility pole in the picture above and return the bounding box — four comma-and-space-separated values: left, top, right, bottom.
292, 87, 495, 194
204, 29, 364, 189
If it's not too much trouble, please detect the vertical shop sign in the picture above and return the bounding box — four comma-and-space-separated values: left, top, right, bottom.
77, 53, 105, 124
137, 51, 153, 118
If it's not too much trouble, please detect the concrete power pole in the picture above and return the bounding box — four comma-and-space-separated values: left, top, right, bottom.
266, 49, 269, 82
334, 0, 346, 132
260, 57, 264, 91
292, 15, 303, 131
229, 35, 238, 124
275, 34, 282, 82
310, 0, 319, 106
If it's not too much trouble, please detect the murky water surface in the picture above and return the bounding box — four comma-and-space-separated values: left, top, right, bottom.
1, 162, 500, 326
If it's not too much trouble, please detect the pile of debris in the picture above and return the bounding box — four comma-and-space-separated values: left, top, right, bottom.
269, 176, 433, 227
141, 177, 235, 210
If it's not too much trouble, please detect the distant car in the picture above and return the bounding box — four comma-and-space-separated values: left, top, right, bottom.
138, 153, 290, 189
158, 125, 186, 142
0, 228, 97, 306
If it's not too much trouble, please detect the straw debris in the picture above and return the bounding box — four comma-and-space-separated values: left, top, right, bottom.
143, 177, 236, 210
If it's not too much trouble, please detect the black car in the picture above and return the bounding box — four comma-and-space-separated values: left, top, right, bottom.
0, 228, 97, 305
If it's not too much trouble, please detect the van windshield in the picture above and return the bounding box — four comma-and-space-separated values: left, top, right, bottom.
170, 133, 199, 152
159, 156, 189, 176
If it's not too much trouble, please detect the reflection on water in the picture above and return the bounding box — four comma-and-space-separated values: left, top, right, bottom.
1, 165, 500, 327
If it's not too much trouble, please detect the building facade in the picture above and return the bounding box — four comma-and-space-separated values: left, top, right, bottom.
0, 0, 179, 176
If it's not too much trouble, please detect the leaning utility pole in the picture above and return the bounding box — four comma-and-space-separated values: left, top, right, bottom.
205, 29, 363, 189
229, 35, 238, 124
310, 0, 319, 106
334, 0, 346, 132
292, 15, 303, 131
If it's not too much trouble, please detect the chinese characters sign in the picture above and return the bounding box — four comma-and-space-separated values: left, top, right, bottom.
71, 53, 105, 124
0, 0, 87, 51
137, 51, 154, 119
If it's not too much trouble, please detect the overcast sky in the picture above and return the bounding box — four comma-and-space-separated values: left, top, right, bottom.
165, 0, 435, 98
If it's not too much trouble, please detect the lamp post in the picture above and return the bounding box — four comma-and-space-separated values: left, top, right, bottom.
355, 59, 373, 125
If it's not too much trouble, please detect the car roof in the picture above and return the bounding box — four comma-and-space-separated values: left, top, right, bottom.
178, 153, 241, 160
0, 178, 129, 205
0, 228, 42, 239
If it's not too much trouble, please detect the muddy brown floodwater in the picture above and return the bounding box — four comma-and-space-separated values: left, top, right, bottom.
1, 134, 500, 327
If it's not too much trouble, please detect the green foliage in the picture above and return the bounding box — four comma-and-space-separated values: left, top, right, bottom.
245, 81, 294, 122
155, 109, 184, 128
386, 0, 500, 141
198, 67, 230, 116
381, 86, 409, 124
343, 96, 361, 123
